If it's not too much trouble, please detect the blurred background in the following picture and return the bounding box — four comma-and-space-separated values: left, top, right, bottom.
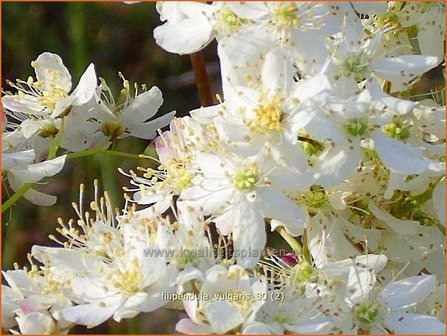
2, 2, 221, 333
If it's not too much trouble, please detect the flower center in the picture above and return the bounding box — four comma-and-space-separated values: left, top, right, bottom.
344, 118, 369, 137
232, 164, 259, 191
272, 4, 300, 29
353, 301, 381, 325
217, 7, 247, 33
382, 118, 410, 140
251, 97, 284, 133
99, 120, 125, 140
111, 258, 142, 295
292, 261, 314, 285
342, 54, 368, 79
37, 122, 59, 138
158, 160, 192, 194
302, 185, 328, 209
37, 87, 68, 112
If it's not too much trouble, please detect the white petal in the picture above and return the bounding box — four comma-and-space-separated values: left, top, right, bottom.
205, 301, 244, 334
62, 298, 122, 327
417, 7, 445, 60
261, 48, 294, 92
257, 187, 307, 236
433, 179, 445, 226
384, 312, 445, 335
176, 318, 212, 334
219, 25, 276, 66
381, 275, 436, 310
10, 155, 66, 184
233, 199, 266, 268
121, 86, 163, 124
373, 130, 432, 174
368, 202, 420, 236
242, 322, 273, 334
2, 150, 35, 170
33, 52, 72, 92
16, 312, 55, 335
154, 17, 213, 54
371, 55, 439, 88
69, 63, 97, 106
127, 111, 175, 140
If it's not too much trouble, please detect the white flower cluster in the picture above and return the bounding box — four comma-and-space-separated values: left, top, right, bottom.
2, 2, 446, 335
2, 52, 174, 207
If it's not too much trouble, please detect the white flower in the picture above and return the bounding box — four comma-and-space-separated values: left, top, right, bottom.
6, 155, 66, 206
93, 76, 175, 141
2, 52, 96, 138
176, 265, 266, 334
180, 151, 308, 268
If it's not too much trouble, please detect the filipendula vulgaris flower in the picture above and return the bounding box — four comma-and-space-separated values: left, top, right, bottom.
176, 264, 267, 334
91, 74, 175, 142
28, 181, 178, 328
2, 52, 96, 139
2, 256, 75, 335
255, 252, 389, 334
334, 273, 445, 334
2, 110, 67, 206
203, 51, 333, 175
325, 25, 439, 94
179, 148, 308, 268
364, 2, 446, 61
120, 117, 206, 213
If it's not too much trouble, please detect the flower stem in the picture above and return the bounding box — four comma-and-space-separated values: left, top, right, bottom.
277, 227, 302, 255
190, 51, 214, 107
1, 149, 155, 213
2, 183, 33, 213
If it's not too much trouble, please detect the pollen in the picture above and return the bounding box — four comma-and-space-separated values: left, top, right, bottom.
344, 118, 369, 137
271, 4, 300, 29
99, 120, 125, 140
382, 118, 411, 140
251, 97, 284, 133
353, 301, 381, 325
112, 258, 143, 295
217, 7, 247, 33
232, 163, 259, 191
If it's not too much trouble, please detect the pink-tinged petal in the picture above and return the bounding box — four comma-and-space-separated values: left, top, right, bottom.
62, 297, 122, 327
16, 311, 55, 335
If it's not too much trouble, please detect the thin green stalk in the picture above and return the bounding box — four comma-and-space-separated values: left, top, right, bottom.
277, 227, 302, 255
2, 183, 33, 213
2, 149, 154, 213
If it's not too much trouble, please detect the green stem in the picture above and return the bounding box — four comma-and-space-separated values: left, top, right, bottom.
2, 183, 33, 213
66, 148, 150, 161
2, 149, 154, 213
277, 227, 302, 255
